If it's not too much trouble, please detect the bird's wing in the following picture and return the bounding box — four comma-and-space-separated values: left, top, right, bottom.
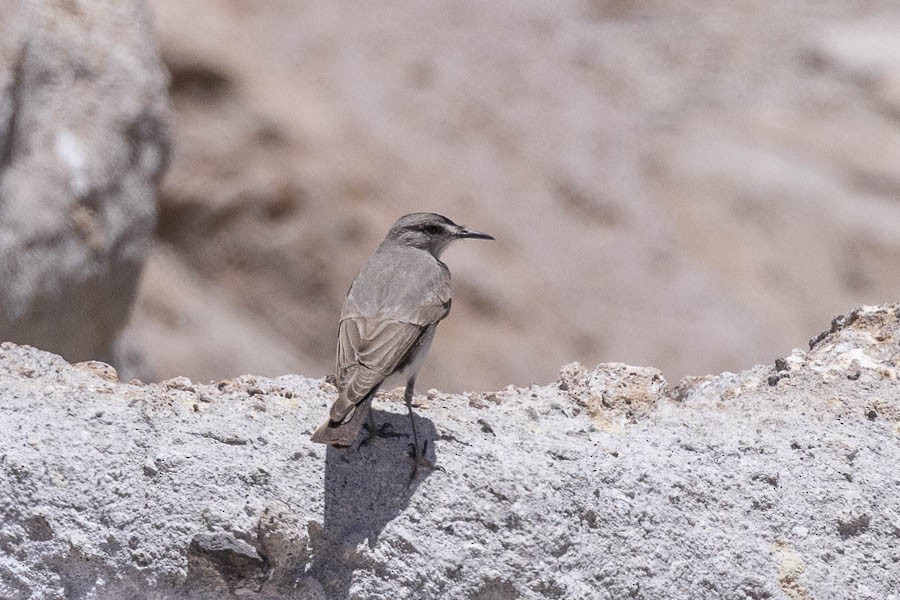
329, 247, 452, 423
329, 317, 427, 422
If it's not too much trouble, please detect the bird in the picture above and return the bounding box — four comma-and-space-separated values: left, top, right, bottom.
310, 213, 494, 476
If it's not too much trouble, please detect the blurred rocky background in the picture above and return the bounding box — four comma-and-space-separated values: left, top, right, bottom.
3, 1, 900, 390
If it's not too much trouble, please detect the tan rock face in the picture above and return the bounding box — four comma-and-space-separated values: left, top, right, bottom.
0, 0, 169, 364
136, 0, 900, 389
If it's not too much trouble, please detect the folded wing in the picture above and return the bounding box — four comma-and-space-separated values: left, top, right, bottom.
329, 318, 428, 422
329, 249, 452, 424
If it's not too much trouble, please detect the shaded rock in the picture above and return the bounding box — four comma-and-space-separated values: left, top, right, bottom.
836, 512, 871, 539
188, 532, 269, 591
22, 515, 54, 542
0, 0, 169, 366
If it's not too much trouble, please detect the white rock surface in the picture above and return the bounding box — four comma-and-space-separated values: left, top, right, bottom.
1, 305, 899, 599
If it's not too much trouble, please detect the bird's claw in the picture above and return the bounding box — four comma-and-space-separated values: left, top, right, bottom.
377, 422, 401, 438
407, 440, 445, 486
360, 421, 402, 447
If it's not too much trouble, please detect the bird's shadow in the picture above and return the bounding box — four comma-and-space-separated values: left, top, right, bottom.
307, 408, 438, 599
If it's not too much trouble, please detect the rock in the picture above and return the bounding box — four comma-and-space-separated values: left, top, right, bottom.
188, 532, 269, 593
137, 1, 900, 396
559, 361, 667, 427
1, 305, 899, 598
804, 18, 900, 117
73, 361, 120, 383
0, 0, 169, 366
123, 247, 306, 383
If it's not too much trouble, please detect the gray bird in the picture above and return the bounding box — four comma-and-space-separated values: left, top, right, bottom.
310, 213, 494, 470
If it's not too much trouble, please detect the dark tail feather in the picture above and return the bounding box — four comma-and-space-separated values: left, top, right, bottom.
310, 396, 372, 446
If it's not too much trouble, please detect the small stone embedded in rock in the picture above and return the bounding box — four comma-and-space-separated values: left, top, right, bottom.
74, 361, 120, 382
142, 458, 158, 477
478, 419, 495, 435
189, 532, 269, 583
23, 515, 54, 541
836, 513, 870, 538
163, 376, 195, 392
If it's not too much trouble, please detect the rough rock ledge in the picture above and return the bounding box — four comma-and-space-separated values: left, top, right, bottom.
1, 305, 899, 599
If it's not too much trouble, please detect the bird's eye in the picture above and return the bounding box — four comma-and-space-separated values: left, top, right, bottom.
422, 224, 443, 235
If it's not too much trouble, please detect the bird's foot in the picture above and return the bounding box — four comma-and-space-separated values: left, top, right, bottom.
360, 422, 401, 447
377, 422, 402, 438
406, 440, 445, 486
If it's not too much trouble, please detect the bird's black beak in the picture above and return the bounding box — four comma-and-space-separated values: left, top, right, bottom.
455, 226, 495, 240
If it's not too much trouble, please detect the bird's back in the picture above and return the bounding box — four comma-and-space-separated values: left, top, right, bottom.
341, 242, 452, 325
330, 242, 452, 420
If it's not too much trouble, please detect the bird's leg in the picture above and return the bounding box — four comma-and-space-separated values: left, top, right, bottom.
359, 401, 398, 447
404, 378, 421, 455
405, 377, 443, 484
359, 407, 379, 447
367, 406, 377, 433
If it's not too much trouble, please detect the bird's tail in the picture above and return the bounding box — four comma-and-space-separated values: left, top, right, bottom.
310, 396, 372, 447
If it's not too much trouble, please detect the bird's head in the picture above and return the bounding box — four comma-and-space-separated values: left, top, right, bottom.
385, 213, 494, 257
